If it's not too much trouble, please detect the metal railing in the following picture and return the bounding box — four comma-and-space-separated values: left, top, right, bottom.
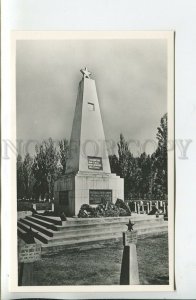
125, 200, 168, 214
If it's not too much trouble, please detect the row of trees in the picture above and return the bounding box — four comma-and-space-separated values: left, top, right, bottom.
109, 113, 167, 199
17, 138, 69, 201
17, 114, 167, 201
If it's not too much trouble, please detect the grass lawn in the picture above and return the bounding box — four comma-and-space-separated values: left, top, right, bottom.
31, 233, 168, 286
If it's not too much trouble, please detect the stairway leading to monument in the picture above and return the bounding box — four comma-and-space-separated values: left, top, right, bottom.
17, 213, 168, 253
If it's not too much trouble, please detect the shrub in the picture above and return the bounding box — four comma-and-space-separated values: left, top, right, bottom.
101, 202, 120, 217
119, 208, 128, 216
127, 201, 135, 211
78, 199, 131, 218
115, 198, 131, 216
78, 204, 97, 218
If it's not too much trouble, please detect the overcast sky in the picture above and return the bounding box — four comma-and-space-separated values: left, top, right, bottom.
16, 39, 167, 156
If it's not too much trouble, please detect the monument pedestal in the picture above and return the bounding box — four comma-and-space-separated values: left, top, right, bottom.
54, 171, 124, 216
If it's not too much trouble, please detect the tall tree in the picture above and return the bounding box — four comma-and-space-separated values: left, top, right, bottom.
17, 154, 25, 199
117, 133, 130, 179
23, 153, 34, 199
137, 153, 152, 199
117, 134, 136, 198
32, 138, 59, 200
59, 138, 69, 175
109, 154, 120, 175
152, 113, 168, 199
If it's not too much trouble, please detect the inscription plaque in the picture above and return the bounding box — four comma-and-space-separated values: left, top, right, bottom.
88, 156, 103, 170
89, 189, 112, 205
123, 231, 138, 246
59, 191, 69, 206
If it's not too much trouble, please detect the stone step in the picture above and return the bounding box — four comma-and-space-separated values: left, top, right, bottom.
49, 224, 127, 240
18, 214, 168, 249
59, 217, 163, 231
42, 222, 168, 245
55, 215, 163, 229
18, 227, 26, 239
41, 223, 168, 251
19, 215, 166, 240
33, 214, 62, 225
47, 230, 123, 245
64, 214, 160, 225
20, 217, 127, 239
41, 233, 122, 253
26, 214, 163, 228
25, 214, 163, 233
25, 216, 59, 231
17, 221, 49, 244
20, 214, 165, 233
18, 221, 124, 245
20, 218, 54, 237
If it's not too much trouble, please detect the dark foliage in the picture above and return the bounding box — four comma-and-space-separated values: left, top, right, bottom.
148, 207, 159, 215
109, 114, 168, 200
17, 114, 167, 202
78, 204, 97, 218
78, 200, 131, 218
115, 198, 131, 216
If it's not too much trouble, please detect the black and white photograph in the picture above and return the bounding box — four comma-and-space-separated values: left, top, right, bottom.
12, 31, 174, 292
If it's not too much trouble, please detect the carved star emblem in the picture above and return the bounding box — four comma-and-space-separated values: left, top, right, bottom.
126, 219, 134, 231
80, 67, 91, 79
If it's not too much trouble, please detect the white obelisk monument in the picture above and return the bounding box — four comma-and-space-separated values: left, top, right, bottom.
54, 67, 124, 216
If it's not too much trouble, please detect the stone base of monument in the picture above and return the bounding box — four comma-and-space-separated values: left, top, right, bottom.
54, 171, 124, 216
17, 213, 168, 254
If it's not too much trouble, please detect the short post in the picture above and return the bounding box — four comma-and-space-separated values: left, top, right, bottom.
32, 203, 36, 210
163, 202, 166, 214
134, 202, 137, 213
156, 200, 159, 209
52, 203, 54, 211
137, 203, 140, 214
141, 204, 144, 213
149, 200, 152, 211
160, 200, 163, 207
120, 221, 140, 285
147, 202, 150, 214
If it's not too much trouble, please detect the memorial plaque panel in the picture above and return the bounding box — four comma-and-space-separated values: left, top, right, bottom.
89, 189, 112, 205
88, 156, 103, 170
123, 231, 138, 246
59, 191, 69, 206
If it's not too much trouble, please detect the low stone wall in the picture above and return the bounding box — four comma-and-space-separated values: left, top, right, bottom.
17, 202, 33, 212
35, 202, 52, 211
17, 201, 54, 212
17, 202, 54, 221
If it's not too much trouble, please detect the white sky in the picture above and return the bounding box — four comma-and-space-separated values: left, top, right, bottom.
16, 39, 167, 156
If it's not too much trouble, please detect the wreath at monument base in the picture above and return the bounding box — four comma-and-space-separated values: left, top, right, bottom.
78, 198, 131, 218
